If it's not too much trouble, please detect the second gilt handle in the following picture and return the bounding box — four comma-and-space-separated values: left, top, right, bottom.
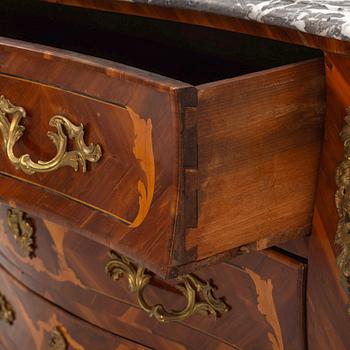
105, 252, 229, 323
0, 95, 102, 175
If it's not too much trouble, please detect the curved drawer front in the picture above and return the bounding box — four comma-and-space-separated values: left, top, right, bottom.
0, 203, 306, 349
0, 75, 152, 227
0, 38, 197, 276
0, 264, 149, 350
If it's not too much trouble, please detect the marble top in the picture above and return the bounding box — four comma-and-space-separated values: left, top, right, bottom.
128, 0, 350, 42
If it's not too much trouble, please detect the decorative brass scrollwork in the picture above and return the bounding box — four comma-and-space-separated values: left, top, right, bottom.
335, 108, 350, 314
48, 327, 67, 350
0, 292, 15, 325
105, 252, 229, 322
0, 95, 102, 175
7, 208, 35, 258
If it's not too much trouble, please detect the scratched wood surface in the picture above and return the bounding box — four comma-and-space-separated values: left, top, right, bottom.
0, 202, 306, 349
0, 265, 150, 350
306, 53, 350, 350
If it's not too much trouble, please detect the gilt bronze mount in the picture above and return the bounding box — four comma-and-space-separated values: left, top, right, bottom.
0, 292, 15, 325
335, 108, 350, 314
105, 252, 229, 323
7, 208, 35, 258
0, 95, 102, 175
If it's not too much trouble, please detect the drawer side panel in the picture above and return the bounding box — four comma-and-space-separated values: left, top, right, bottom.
184, 59, 325, 261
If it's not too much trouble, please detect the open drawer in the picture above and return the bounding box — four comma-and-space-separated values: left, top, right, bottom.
0, 3, 325, 277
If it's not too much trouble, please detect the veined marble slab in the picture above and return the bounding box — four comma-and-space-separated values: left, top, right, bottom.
126, 0, 350, 41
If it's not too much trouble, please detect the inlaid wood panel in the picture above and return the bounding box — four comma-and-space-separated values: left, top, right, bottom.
0, 265, 150, 350
0, 203, 306, 349
0, 74, 155, 227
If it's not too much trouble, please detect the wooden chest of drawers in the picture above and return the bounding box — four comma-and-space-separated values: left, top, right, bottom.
2, 1, 349, 349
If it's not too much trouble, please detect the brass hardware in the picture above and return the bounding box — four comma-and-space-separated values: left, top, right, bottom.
0, 292, 15, 325
105, 252, 229, 322
0, 95, 102, 175
335, 108, 350, 314
48, 327, 68, 350
7, 208, 35, 258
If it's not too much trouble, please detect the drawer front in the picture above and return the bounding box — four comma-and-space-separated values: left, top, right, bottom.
0, 203, 306, 350
0, 38, 197, 276
0, 265, 149, 350
0, 75, 150, 225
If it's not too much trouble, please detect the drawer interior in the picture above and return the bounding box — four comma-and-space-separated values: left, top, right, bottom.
1, 0, 322, 85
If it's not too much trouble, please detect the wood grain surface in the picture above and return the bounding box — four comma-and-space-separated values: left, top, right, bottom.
0, 264, 150, 350
276, 237, 310, 260
306, 53, 350, 350
0, 202, 306, 349
181, 59, 325, 263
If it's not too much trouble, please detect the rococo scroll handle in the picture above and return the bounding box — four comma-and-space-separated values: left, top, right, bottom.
0, 95, 102, 175
105, 252, 229, 322
335, 108, 350, 314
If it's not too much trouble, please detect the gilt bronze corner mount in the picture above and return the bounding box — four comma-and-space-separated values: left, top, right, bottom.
335, 108, 350, 314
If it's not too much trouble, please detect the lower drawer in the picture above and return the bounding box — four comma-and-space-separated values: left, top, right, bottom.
0, 202, 307, 349
0, 265, 149, 350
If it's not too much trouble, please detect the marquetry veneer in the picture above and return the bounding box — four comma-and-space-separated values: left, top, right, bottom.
0, 200, 306, 349
0, 264, 150, 350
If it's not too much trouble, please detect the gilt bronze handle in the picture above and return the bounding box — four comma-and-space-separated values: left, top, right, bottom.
48, 327, 68, 350
7, 208, 36, 258
105, 252, 229, 323
335, 108, 350, 314
0, 291, 15, 325
0, 95, 102, 175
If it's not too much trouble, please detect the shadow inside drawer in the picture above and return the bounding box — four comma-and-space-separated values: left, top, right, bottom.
1, 0, 322, 85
